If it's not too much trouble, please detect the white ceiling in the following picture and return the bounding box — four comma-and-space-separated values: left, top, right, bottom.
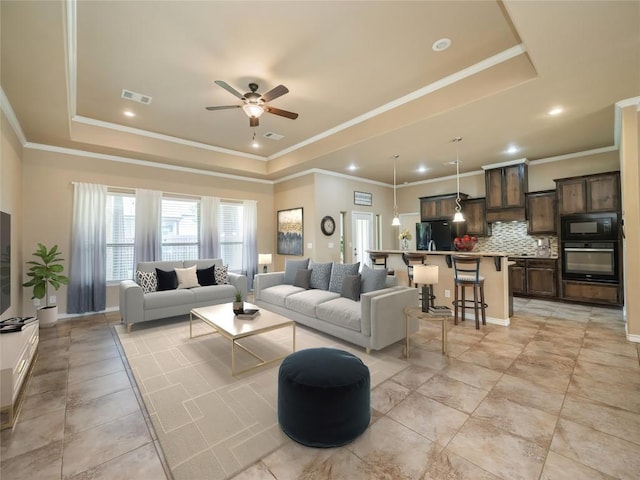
1, 0, 639, 185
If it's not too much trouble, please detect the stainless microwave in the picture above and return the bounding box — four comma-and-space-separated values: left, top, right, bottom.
560, 213, 618, 242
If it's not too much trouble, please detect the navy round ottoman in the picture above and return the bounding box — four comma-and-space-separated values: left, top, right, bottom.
277, 347, 370, 447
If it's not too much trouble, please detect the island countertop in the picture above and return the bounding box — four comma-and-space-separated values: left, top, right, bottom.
367, 249, 511, 257
366, 249, 512, 325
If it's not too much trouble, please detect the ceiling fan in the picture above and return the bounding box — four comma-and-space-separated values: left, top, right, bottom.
206, 81, 299, 127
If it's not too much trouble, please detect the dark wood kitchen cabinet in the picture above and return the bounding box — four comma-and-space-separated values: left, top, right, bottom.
526, 259, 557, 297
509, 259, 526, 295
485, 162, 528, 222
420, 193, 468, 221
463, 198, 491, 237
526, 190, 556, 234
509, 258, 557, 298
561, 280, 621, 305
555, 171, 620, 215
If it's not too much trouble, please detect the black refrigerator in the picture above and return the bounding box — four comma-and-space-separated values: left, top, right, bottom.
416, 221, 456, 251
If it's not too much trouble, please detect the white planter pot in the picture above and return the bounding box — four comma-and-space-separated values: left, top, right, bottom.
37, 305, 58, 328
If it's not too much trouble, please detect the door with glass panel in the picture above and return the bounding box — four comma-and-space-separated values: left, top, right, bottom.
351, 212, 373, 269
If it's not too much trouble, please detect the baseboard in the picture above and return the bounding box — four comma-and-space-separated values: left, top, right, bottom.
58, 306, 120, 320
458, 311, 510, 326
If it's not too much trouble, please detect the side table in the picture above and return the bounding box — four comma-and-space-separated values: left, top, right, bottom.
403, 306, 448, 357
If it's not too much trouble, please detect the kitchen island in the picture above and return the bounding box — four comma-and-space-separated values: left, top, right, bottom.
367, 250, 512, 326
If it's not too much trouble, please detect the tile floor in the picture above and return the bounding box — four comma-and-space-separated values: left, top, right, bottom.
1, 298, 639, 479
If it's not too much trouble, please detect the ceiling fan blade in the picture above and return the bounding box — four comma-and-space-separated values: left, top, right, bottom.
249, 117, 259, 128
205, 105, 241, 111
214, 80, 246, 100
265, 106, 299, 120
260, 84, 289, 103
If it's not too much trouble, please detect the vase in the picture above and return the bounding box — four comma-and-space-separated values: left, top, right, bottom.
401, 238, 409, 251
37, 305, 58, 328
233, 301, 244, 315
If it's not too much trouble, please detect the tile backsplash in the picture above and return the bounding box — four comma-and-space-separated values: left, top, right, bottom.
474, 221, 558, 256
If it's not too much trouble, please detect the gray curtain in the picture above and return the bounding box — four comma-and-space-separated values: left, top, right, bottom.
242, 200, 258, 289
68, 182, 107, 313
134, 188, 161, 267
200, 195, 220, 259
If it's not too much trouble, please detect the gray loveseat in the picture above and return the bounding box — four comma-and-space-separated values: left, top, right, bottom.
254, 259, 418, 352
119, 259, 248, 331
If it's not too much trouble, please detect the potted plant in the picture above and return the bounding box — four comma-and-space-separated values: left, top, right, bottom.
233, 289, 244, 315
22, 243, 69, 327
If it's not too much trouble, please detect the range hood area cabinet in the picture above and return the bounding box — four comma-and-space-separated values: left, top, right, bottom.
484, 162, 528, 223
555, 171, 620, 215
420, 192, 468, 221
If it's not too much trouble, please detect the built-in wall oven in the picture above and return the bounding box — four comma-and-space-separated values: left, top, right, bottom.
562, 242, 618, 283
560, 213, 620, 283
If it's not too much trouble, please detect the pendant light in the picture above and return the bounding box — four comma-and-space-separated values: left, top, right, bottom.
392, 154, 401, 226
452, 137, 465, 223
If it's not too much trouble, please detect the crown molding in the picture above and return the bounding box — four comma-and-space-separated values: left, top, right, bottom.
72, 115, 267, 161
270, 44, 528, 161
23, 142, 273, 184
481, 158, 528, 170
614, 96, 640, 148
0, 87, 27, 146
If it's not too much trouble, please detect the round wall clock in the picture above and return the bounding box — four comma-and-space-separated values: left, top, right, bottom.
321, 215, 336, 236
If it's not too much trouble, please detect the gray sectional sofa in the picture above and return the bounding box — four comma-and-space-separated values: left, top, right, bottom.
119, 259, 248, 331
254, 259, 419, 352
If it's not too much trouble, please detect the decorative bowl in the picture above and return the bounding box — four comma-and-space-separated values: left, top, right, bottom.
454, 236, 477, 251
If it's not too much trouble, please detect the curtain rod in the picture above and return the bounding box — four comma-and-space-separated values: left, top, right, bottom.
70, 181, 246, 203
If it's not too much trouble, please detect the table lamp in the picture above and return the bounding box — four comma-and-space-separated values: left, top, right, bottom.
258, 253, 272, 273
413, 264, 438, 312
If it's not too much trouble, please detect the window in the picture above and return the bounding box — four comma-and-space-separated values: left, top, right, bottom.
161, 198, 200, 261
219, 202, 244, 272
106, 193, 136, 281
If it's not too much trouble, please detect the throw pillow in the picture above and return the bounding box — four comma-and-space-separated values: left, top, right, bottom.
156, 268, 178, 291
196, 265, 216, 286
341, 274, 361, 301
309, 260, 332, 290
214, 265, 229, 285
136, 271, 157, 294
293, 269, 312, 289
175, 265, 200, 289
328, 262, 360, 293
360, 264, 388, 293
284, 258, 310, 285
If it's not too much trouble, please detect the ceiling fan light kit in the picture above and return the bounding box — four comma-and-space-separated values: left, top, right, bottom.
206, 80, 299, 128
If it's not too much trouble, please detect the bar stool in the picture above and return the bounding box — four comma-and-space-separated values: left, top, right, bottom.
402, 252, 427, 287
451, 255, 487, 329
370, 253, 394, 275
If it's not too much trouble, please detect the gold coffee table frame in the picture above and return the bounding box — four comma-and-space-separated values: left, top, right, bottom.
190, 303, 296, 376
403, 306, 449, 357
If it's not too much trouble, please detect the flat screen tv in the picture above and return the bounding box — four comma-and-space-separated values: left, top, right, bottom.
0, 211, 10, 315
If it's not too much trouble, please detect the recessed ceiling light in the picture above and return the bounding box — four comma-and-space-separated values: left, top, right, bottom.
432, 38, 451, 52
506, 145, 519, 154
123, 111, 135, 117
548, 106, 564, 116
347, 164, 358, 171
417, 165, 427, 174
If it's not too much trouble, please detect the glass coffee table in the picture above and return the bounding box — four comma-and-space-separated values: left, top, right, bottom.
190, 302, 296, 376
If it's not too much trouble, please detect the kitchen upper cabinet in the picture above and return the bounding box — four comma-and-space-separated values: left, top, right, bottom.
463, 198, 491, 237
526, 190, 556, 234
555, 172, 620, 215
420, 193, 468, 221
484, 162, 528, 222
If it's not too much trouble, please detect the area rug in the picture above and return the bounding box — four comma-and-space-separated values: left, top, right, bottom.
114, 315, 408, 480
